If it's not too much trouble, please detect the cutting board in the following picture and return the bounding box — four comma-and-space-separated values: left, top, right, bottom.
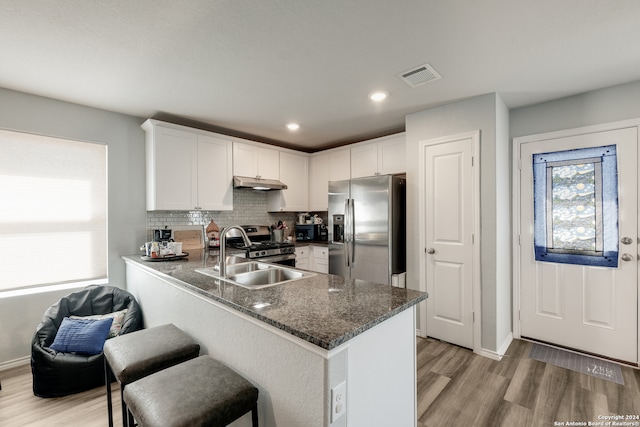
174, 228, 204, 250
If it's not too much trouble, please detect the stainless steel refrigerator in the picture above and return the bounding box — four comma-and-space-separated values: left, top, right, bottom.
328, 175, 406, 285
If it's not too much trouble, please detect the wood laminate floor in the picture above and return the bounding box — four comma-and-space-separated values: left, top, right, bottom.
0, 364, 123, 427
1, 338, 639, 426
417, 338, 640, 427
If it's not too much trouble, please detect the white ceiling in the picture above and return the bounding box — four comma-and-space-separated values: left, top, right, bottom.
2, 1, 640, 151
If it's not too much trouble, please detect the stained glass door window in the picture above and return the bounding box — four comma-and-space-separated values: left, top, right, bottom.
533, 145, 618, 267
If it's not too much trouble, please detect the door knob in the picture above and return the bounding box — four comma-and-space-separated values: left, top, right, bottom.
426, 248, 435, 254
621, 237, 634, 245
621, 253, 634, 262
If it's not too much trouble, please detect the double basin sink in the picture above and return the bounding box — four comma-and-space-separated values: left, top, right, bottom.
196, 261, 315, 290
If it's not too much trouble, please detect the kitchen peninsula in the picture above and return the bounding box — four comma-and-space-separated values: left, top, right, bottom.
122, 249, 426, 427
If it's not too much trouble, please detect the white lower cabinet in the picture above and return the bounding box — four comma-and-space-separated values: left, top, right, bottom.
295, 246, 310, 270
312, 245, 328, 274
295, 245, 328, 273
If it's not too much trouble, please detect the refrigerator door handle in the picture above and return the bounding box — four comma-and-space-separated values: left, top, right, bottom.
344, 199, 351, 267
349, 198, 355, 264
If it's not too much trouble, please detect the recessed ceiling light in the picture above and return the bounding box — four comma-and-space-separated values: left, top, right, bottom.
369, 91, 389, 102
286, 123, 300, 131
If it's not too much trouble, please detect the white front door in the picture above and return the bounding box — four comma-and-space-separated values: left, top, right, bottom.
519, 126, 638, 363
422, 132, 477, 349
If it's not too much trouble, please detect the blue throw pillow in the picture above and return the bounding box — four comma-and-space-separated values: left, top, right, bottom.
50, 317, 114, 355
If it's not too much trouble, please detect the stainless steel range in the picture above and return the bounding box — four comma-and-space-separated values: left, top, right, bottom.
220, 225, 296, 266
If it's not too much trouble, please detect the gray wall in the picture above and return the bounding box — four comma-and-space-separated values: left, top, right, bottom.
405, 93, 511, 353
511, 80, 640, 138
0, 88, 146, 364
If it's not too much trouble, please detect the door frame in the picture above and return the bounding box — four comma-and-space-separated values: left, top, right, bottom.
512, 118, 640, 365
418, 130, 481, 355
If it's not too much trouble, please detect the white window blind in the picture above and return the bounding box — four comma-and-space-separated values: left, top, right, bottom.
0, 129, 107, 292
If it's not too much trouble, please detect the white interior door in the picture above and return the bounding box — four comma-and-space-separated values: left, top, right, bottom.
422, 134, 476, 349
519, 127, 638, 363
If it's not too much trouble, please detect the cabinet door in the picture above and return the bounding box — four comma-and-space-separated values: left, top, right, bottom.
329, 149, 351, 181
312, 245, 328, 260
233, 142, 280, 180
257, 147, 280, 180
295, 246, 310, 270
197, 135, 233, 210
267, 151, 308, 212
350, 144, 378, 178
309, 153, 329, 211
312, 245, 329, 273
149, 126, 197, 210
349, 135, 406, 178
233, 142, 258, 177
379, 136, 405, 175
313, 258, 329, 273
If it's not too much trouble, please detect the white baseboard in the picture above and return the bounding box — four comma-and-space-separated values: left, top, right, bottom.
478, 333, 513, 361
0, 356, 30, 371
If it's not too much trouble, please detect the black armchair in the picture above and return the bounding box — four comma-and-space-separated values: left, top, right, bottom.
31, 285, 143, 397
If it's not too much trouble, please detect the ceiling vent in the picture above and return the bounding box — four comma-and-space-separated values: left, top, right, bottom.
396, 63, 442, 88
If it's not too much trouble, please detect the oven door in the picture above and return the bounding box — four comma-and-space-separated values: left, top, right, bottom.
259, 253, 296, 267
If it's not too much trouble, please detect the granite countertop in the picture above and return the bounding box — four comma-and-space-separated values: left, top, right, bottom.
122, 249, 427, 350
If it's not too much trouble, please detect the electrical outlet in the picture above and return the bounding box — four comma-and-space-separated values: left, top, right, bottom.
331, 381, 346, 422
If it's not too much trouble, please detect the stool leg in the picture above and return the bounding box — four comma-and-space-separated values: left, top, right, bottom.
121, 386, 128, 427
105, 357, 113, 427
252, 403, 259, 427
128, 406, 135, 427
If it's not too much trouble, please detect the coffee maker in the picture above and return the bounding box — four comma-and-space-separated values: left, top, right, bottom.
153, 228, 172, 241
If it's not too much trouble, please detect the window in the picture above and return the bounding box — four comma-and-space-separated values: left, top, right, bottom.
533, 145, 618, 267
0, 129, 107, 292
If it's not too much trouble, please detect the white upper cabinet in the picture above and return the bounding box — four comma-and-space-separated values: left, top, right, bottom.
309, 153, 329, 211
196, 134, 234, 210
142, 119, 233, 211
350, 143, 378, 178
308, 149, 350, 211
267, 151, 309, 212
329, 149, 351, 181
233, 142, 280, 180
350, 133, 405, 178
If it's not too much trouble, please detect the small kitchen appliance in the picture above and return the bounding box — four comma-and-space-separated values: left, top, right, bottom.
296, 224, 328, 241
153, 228, 173, 241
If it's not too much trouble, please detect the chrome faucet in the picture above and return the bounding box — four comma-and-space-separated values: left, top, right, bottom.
218, 225, 252, 277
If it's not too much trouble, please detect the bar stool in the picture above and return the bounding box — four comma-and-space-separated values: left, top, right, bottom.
124, 356, 259, 427
104, 323, 200, 427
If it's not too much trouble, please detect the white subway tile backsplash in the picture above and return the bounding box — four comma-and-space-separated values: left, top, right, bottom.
146, 190, 296, 239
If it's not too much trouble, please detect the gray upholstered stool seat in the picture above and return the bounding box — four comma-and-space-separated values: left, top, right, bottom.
124, 355, 259, 427
103, 323, 200, 427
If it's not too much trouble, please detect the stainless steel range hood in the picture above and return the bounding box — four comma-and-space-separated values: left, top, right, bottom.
233, 176, 288, 191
